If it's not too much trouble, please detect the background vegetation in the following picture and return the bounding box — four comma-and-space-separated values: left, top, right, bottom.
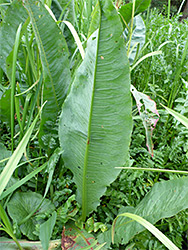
0, 0, 188, 249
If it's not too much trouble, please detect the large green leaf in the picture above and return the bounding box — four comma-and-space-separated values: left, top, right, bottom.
119, 0, 151, 25
7, 191, 55, 240
59, 0, 132, 220
23, 0, 71, 147
99, 177, 188, 247
0, 1, 28, 77
112, 213, 179, 250
125, 15, 146, 65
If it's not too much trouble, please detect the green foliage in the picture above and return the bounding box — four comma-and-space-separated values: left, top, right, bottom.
151, 0, 183, 14
0, 110, 41, 197
59, 0, 132, 220
100, 177, 188, 247
39, 211, 57, 250
0, 89, 11, 125
0, 203, 24, 250
23, 0, 71, 150
119, 0, 151, 25
125, 15, 146, 65
52, 0, 76, 57
0, 1, 28, 77
0, 143, 11, 169
163, 104, 188, 128
7, 191, 55, 240
134, 9, 188, 96
112, 212, 179, 250
1, 0, 188, 249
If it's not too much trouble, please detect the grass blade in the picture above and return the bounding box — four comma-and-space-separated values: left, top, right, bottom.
0, 104, 45, 197
131, 50, 162, 71
15, 95, 23, 135
112, 212, 179, 250
94, 242, 106, 250
162, 104, 188, 129
10, 23, 22, 151
116, 166, 188, 175
63, 20, 85, 59
0, 163, 47, 200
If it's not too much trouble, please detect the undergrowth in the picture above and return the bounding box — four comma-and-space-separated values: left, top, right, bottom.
1, 2, 188, 249
95, 9, 188, 249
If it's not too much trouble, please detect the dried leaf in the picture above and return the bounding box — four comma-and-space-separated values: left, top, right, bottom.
131, 85, 159, 156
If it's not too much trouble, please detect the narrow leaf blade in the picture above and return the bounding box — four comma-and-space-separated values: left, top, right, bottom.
0, 110, 41, 197
113, 213, 179, 250
39, 211, 57, 250
162, 104, 188, 129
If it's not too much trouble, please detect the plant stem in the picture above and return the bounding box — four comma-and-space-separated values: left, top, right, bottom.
168, 0, 171, 20
127, 0, 136, 55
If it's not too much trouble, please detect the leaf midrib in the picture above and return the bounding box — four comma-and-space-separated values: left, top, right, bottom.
81, 3, 102, 221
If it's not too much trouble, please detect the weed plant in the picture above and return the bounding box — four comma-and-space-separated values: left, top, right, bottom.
85, 7, 188, 249
1, 1, 188, 249
111, 9, 188, 249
